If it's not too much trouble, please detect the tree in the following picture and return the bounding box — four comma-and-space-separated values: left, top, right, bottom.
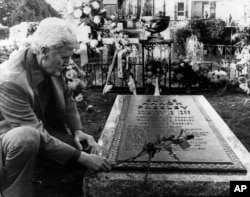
0, 0, 21, 26
189, 19, 228, 45
8, 0, 59, 26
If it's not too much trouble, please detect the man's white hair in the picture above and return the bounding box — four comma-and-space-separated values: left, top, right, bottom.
30, 17, 78, 52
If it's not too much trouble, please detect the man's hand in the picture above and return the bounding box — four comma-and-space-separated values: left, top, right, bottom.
78, 152, 111, 172
74, 130, 99, 154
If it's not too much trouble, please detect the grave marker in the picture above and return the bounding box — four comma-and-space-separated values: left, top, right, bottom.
108, 95, 246, 172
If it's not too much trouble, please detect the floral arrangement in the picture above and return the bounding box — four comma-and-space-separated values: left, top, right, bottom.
61, 59, 88, 102
172, 58, 198, 91
207, 69, 230, 95
103, 31, 137, 95
232, 75, 250, 95
236, 45, 250, 66
145, 59, 166, 95
235, 46, 250, 94
230, 27, 250, 94
67, 0, 107, 53
207, 70, 229, 84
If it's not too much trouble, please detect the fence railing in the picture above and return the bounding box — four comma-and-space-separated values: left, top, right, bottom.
1, 44, 244, 94
203, 44, 240, 61
84, 42, 242, 93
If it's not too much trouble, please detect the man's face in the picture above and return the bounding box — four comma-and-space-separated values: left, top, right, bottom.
41, 47, 74, 77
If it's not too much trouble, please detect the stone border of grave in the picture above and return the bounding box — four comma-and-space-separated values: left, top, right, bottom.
82, 95, 250, 196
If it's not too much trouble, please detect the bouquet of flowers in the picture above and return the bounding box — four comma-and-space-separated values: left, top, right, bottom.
145, 59, 166, 96
207, 70, 229, 95
234, 75, 250, 95
172, 58, 199, 93
68, 0, 107, 53
103, 31, 137, 95
61, 59, 88, 102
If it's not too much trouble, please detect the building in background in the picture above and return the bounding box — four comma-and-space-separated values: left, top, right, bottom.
118, 0, 250, 24
43, 0, 250, 27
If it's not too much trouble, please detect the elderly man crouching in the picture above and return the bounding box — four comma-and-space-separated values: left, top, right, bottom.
0, 17, 111, 197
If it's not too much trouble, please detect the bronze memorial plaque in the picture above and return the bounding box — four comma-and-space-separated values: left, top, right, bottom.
108, 95, 246, 172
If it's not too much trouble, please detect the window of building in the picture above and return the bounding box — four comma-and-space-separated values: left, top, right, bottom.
177, 2, 185, 16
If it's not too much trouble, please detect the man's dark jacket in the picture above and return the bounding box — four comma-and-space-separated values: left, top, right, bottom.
0, 48, 82, 164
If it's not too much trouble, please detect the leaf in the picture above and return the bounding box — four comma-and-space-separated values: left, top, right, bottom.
179, 140, 191, 149
162, 144, 173, 153
177, 129, 185, 139
186, 134, 194, 140
162, 135, 175, 142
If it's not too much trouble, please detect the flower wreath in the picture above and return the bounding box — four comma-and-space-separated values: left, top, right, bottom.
61, 59, 88, 102
102, 31, 137, 95
172, 59, 198, 89
66, 0, 107, 55
145, 59, 167, 95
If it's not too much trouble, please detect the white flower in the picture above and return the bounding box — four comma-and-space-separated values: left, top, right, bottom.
65, 69, 77, 79
146, 78, 152, 84
147, 71, 152, 77
217, 70, 227, 76
110, 15, 116, 20
66, 65, 73, 70
93, 15, 101, 24
214, 70, 219, 75
68, 80, 78, 90
239, 83, 250, 94
110, 22, 117, 28
83, 6, 91, 14
115, 42, 122, 50
90, 39, 98, 48
75, 93, 84, 102
73, 9, 82, 18
219, 75, 229, 81
97, 34, 102, 41
74, 0, 83, 7
86, 105, 94, 112
91, 1, 100, 10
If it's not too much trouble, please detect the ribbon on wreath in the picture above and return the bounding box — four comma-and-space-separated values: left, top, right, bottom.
103, 51, 118, 94
103, 49, 137, 95
74, 23, 91, 67
217, 45, 223, 55
117, 48, 130, 78
117, 50, 124, 78
127, 75, 137, 95
79, 43, 89, 67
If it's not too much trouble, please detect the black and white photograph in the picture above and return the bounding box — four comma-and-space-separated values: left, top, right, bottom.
1, 0, 250, 196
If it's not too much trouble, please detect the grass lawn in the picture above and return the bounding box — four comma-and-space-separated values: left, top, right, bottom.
33, 90, 250, 197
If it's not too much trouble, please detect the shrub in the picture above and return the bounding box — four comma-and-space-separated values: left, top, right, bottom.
189, 19, 228, 44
